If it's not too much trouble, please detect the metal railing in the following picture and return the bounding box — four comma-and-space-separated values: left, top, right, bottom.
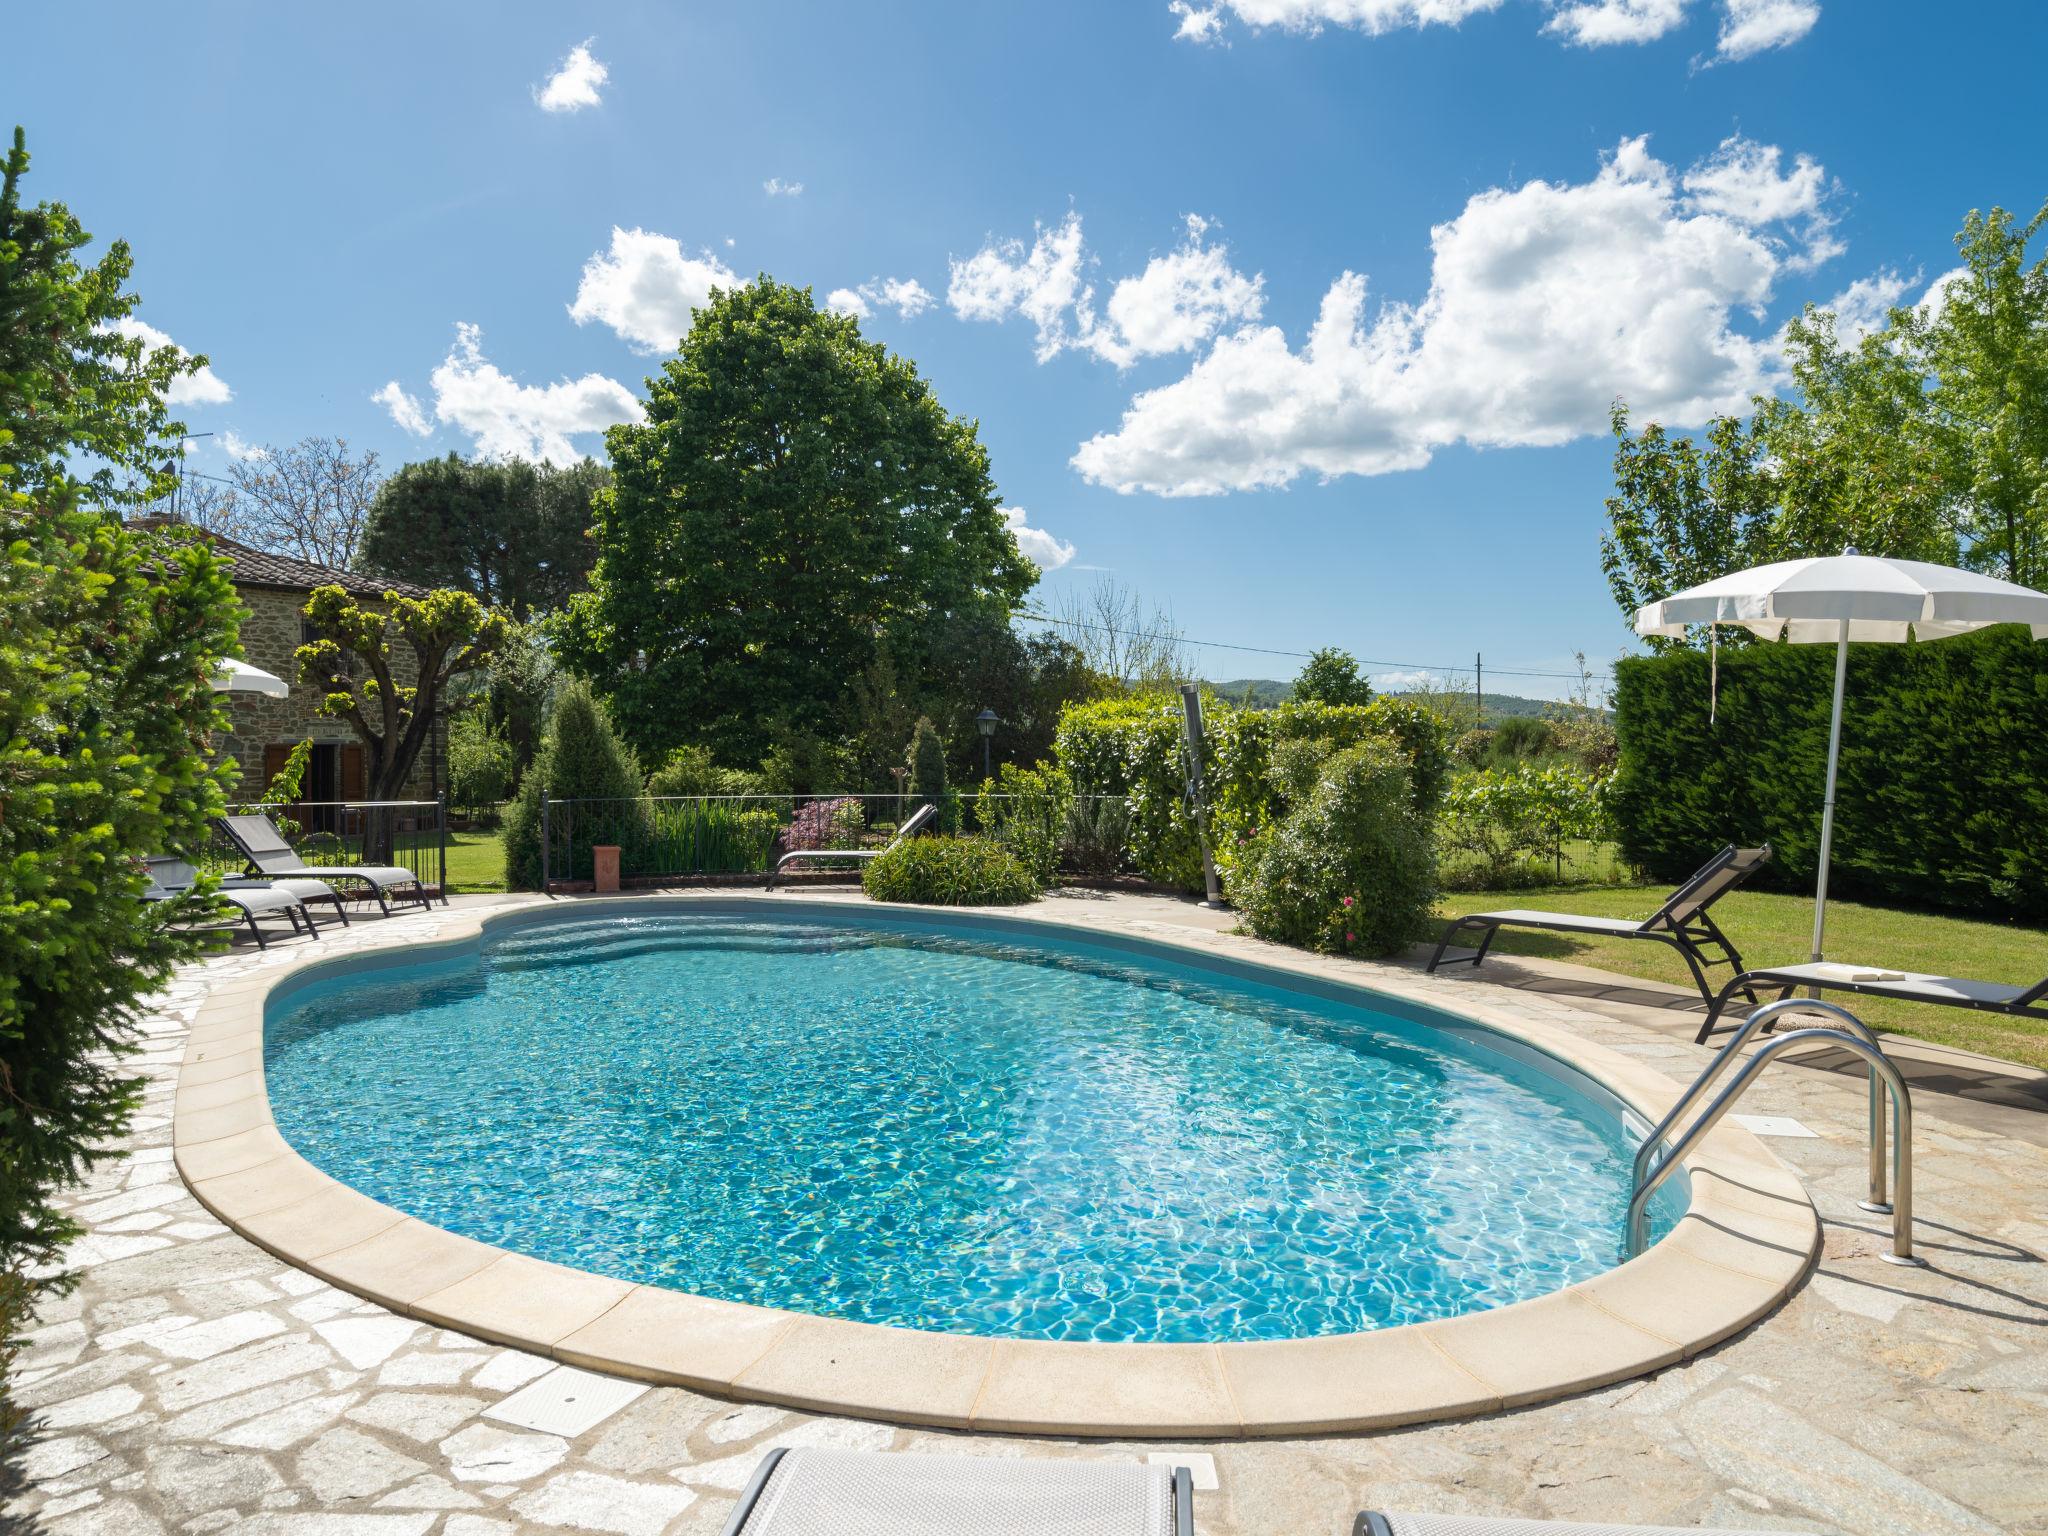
536, 791, 1137, 891
205, 799, 450, 894
1627, 998, 1922, 1266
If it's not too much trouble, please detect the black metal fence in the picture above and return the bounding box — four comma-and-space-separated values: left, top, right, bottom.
538, 792, 1134, 889
204, 799, 450, 894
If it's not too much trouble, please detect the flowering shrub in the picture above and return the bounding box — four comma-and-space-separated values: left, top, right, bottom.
1439, 763, 1614, 886
783, 796, 866, 853
1231, 739, 1437, 957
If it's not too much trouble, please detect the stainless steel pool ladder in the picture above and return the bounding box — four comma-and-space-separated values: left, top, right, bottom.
1626, 997, 1924, 1266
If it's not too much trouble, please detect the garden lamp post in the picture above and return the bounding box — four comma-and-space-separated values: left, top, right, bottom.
976, 708, 998, 782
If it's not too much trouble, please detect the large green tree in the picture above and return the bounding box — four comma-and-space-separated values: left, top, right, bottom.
557, 279, 1035, 765
1913, 201, 2048, 588
1604, 200, 2048, 638
359, 454, 606, 619
1598, 406, 1782, 645
0, 128, 242, 1320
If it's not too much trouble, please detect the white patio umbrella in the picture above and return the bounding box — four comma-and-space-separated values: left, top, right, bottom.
211, 658, 290, 698
1634, 550, 2048, 963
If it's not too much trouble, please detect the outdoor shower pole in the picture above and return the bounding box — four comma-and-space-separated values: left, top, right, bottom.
1809, 616, 1851, 964
1179, 683, 1225, 908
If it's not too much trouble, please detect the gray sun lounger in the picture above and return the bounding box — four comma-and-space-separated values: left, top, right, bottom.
766, 801, 939, 889
1358, 1514, 1780, 1535
1427, 844, 1773, 1008
143, 857, 323, 949
723, 1448, 1193, 1536
219, 812, 435, 914
1698, 960, 2048, 1043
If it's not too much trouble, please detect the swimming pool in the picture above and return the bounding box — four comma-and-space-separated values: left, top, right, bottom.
263, 907, 1683, 1345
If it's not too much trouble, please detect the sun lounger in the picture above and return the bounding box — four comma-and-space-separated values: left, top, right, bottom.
722, 1448, 1194, 1536
1697, 960, 2048, 1043
143, 857, 321, 949
766, 801, 939, 889
1427, 844, 1773, 1008
1358, 1514, 1779, 1535
218, 812, 434, 914
222, 875, 351, 931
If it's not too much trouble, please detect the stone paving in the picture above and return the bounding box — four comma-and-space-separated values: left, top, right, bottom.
7, 892, 2047, 1536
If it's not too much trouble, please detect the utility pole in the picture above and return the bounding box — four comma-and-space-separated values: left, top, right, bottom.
1475, 651, 1484, 729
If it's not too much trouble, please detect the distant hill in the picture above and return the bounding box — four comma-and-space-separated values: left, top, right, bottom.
1205, 679, 1567, 724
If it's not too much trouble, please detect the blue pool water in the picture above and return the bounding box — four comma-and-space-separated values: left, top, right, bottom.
265, 909, 1680, 1343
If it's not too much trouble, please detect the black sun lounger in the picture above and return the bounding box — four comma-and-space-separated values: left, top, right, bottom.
723, 1448, 1194, 1536
1427, 844, 1773, 1008
766, 800, 939, 889
1697, 960, 2048, 1044
218, 812, 435, 914
143, 857, 322, 949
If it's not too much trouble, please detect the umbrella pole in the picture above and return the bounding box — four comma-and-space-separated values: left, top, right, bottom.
1810, 618, 1851, 965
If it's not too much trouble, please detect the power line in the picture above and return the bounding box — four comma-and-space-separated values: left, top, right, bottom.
1016, 610, 1613, 682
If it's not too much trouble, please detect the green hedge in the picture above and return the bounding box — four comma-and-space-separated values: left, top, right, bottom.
1609, 629, 2048, 917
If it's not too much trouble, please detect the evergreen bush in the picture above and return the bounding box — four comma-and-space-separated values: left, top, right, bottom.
975, 762, 1073, 885
861, 836, 1038, 906
502, 681, 648, 888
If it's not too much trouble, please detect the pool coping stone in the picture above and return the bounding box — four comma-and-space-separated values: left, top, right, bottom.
173, 890, 1820, 1438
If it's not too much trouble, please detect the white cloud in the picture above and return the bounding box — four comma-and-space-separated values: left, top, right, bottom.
1176, 0, 1817, 57
1716, 0, 1818, 58
1544, 0, 1687, 47
1916, 267, 1968, 328
568, 226, 739, 353
219, 429, 267, 461
1175, 0, 1504, 37
1681, 133, 1837, 269
1169, 2, 1229, 40
1818, 270, 1912, 346
950, 213, 1261, 368
1074, 136, 1819, 496
423, 323, 643, 463
106, 317, 231, 406
1373, 668, 1445, 691
536, 40, 607, 113
948, 213, 1092, 361
763, 177, 805, 197
1001, 507, 1077, 571
372, 381, 433, 438
827, 277, 935, 322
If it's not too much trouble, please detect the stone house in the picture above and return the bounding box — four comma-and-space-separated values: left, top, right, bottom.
197, 532, 443, 812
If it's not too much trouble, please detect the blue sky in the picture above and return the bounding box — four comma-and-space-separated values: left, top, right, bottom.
10, 1, 2044, 697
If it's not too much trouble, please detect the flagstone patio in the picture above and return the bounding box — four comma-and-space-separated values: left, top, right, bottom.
7, 891, 2045, 1536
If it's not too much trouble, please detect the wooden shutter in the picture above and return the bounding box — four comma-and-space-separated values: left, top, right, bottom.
262, 744, 293, 796
340, 744, 365, 801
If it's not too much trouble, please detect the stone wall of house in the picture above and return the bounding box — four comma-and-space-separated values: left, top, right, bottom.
218, 586, 441, 803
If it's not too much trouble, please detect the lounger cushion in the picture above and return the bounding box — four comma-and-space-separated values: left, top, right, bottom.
733, 1448, 1180, 1536
216, 887, 305, 917
1466, 911, 1646, 937
225, 877, 340, 904
1746, 963, 2030, 1008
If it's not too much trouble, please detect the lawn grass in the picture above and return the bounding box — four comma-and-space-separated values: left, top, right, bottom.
443, 828, 507, 893
1434, 882, 2048, 1071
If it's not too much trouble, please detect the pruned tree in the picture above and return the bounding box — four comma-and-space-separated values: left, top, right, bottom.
295, 585, 508, 857
359, 454, 605, 619
226, 436, 381, 566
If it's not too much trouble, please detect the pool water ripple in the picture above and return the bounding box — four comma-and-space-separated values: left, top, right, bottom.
264, 912, 1679, 1343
